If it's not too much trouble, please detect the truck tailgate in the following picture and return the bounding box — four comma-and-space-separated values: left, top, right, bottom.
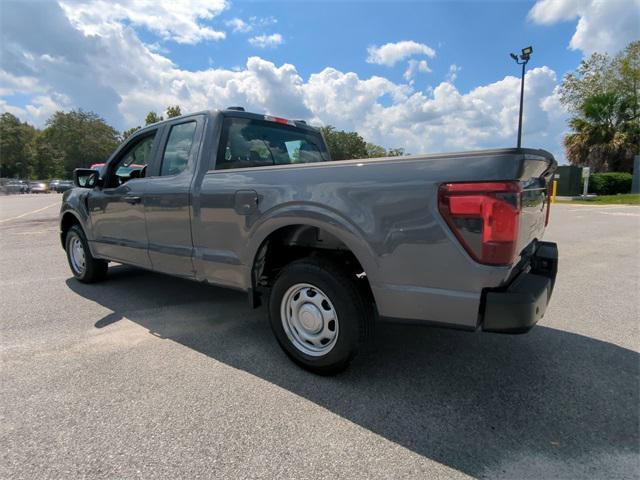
516, 151, 557, 257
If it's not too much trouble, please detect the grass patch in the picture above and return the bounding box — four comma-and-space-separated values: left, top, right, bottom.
557, 194, 640, 205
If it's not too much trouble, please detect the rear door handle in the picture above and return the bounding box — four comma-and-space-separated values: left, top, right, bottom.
123, 195, 141, 205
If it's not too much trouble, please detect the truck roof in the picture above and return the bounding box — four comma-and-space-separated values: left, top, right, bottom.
141, 108, 319, 133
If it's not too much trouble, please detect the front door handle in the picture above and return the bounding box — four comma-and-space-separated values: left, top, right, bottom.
123, 195, 141, 205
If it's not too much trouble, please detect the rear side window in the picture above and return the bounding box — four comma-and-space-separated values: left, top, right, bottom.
161, 121, 197, 176
215, 118, 330, 170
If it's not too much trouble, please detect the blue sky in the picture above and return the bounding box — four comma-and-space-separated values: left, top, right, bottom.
1, 0, 638, 161
163, 1, 583, 92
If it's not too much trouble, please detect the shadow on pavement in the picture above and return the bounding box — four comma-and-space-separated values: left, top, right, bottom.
67, 265, 639, 478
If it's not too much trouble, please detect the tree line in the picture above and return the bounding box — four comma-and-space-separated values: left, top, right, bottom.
0, 105, 184, 180
561, 40, 639, 173
0, 104, 403, 179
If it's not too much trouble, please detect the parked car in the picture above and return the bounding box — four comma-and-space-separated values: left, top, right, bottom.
8, 181, 23, 194
89, 163, 107, 176
55, 180, 73, 193
29, 181, 49, 194
60, 108, 558, 374
49, 179, 62, 192
0, 179, 11, 195
5, 180, 29, 194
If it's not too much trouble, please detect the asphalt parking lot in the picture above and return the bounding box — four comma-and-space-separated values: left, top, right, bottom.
1, 194, 639, 479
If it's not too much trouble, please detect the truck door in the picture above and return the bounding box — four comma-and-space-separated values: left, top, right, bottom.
192, 114, 331, 290
88, 129, 160, 268
142, 116, 204, 277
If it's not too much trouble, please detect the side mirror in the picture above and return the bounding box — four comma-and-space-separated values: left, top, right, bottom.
73, 168, 101, 188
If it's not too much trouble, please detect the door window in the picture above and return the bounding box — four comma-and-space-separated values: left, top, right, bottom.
108, 132, 156, 187
160, 121, 197, 176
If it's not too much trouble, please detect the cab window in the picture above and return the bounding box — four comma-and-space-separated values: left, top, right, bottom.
215, 118, 330, 170
107, 131, 156, 187
160, 121, 197, 176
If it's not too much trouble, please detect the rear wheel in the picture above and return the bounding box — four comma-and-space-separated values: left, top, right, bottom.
65, 225, 108, 283
268, 258, 370, 375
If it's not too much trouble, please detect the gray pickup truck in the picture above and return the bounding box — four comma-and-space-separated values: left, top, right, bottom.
61, 108, 558, 374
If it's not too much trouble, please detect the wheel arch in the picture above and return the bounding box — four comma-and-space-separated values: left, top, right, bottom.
60, 210, 83, 249
246, 213, 379, 310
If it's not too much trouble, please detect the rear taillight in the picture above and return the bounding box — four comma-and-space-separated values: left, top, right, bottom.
438, 181, 522, 266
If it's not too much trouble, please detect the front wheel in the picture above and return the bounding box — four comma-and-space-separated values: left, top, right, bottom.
65, 225, 108, 283
268, 258, 370, 375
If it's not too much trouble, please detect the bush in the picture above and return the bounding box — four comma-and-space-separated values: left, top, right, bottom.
588, 172, 632, 195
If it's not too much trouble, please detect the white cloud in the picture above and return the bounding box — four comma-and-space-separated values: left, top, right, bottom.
373, 69, 562, 157
145, 42, 170, 54
59, 0, 227, 44
225, 16, 276, 34
25, 93, 73, 123
403, 59, 431, 81
226, 17, 251, 33
249, 16, 277, 28
446, 64, 461, 83
303, 69, 411, 131
248, 33, 284, 48
529, 0, 640, 54
0, 98, 27, 118
0, 1, 569, 162
0, 92, 73, 125
367, 40, 436, 67
0, 71, 43, 96
303, 65, 567, 158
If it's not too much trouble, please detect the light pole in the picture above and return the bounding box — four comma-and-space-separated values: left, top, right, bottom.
510, 46, 533, 149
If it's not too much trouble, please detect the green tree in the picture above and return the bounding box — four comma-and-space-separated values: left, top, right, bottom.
41, 110, 120, 176
561, 41, 640, 172
564, 92, 638, 172
387, 148, 406, 157
618, 41, 640, 127
0, 113, 37, 178
561, 41, 639, 113
145, 111, 163, 125
320, 125, 406, 160
122, 126, 141, 140
320, 126, 368, 160
30, 133, 65, 179
166, 105, 182, 118
365, 142, 387, 158
560, 53, 616, 111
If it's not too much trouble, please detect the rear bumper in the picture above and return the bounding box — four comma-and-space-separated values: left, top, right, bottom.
481, 241, 558, 334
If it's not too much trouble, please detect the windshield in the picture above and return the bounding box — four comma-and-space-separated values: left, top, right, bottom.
215, 117, 330, 170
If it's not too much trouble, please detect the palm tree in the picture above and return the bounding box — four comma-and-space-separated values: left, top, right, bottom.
564, 92, 639, 172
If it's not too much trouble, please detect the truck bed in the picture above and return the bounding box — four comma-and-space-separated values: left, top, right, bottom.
195, 147, 556, 329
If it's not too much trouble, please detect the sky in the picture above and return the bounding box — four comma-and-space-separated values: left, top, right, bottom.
1, 0, 639, 163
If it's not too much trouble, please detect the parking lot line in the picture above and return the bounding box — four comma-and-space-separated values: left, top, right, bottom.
0, 201, 60, 224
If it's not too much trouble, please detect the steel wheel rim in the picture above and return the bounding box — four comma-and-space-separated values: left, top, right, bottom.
280, 283, 339, 356
69, 235, 86, 274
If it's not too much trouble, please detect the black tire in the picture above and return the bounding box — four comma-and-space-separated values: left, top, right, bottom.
65, 225, 108, 283
268, 257, 370, 375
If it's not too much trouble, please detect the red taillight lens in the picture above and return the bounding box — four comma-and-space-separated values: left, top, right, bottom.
438, 181, 521, 266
